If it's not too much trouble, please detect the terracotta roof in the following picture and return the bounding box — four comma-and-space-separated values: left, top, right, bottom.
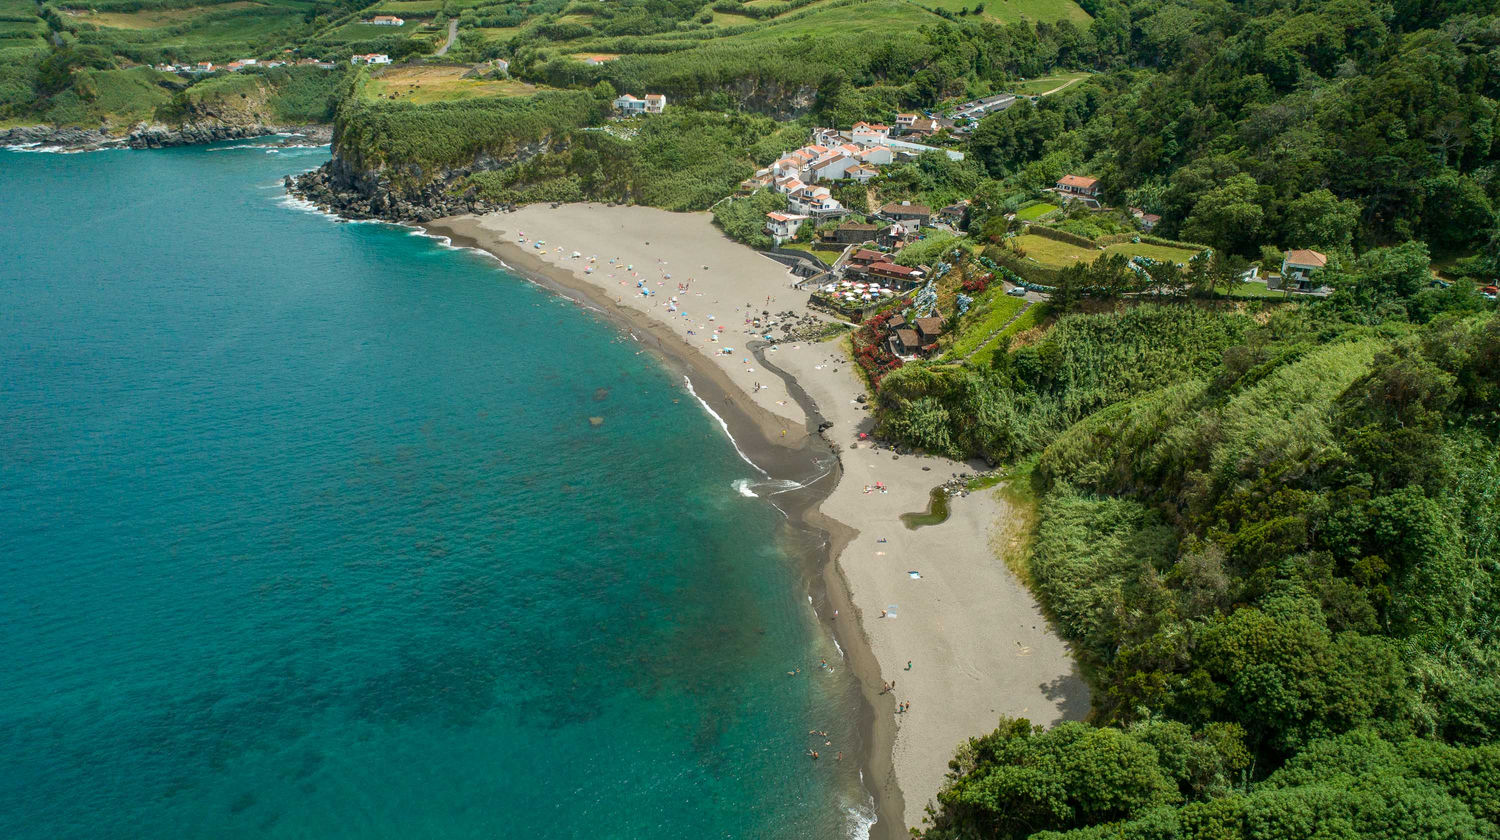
881, 202, 930, 215
1058, 175, 1098, 189
1284, 248, 1328, 267
849, 248, 886, 263
914, 316, 944, 335
871, 262, 921, 277
767, 211, 795, 222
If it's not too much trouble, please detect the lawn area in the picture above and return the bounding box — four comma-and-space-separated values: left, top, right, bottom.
1012, 234, 1204, 269
920, 0, 1090, 25
1227, 280, 1296, 300
786, 242, 845, 264
1010, 71, 1091, 96
1100, 241, 1203, 264
366, 65, 545, 103
945, 292, 1024, 359
1015, 201, 1058, 221
1010, 233, 1099, 267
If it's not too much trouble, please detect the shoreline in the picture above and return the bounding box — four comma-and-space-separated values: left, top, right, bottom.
0, 123, 332, 153
422, 205, 1089, 836
423, 218, 908, 838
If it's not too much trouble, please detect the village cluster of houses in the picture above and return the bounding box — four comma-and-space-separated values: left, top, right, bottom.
612, 93, 666, 115
753, 122, 972, 243
154, 57, 332, 75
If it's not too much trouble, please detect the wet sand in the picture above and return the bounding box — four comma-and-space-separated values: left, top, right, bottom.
423, 204, 1089, 835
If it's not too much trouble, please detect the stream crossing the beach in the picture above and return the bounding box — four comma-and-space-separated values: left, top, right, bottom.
0, 143, 872, 838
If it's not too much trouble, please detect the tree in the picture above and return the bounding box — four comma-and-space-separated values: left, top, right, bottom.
1283, 189, 1361, 253
1181, 174, 1266, 256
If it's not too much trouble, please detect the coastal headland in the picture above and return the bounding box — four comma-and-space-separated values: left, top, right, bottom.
424, 204, 1089, 836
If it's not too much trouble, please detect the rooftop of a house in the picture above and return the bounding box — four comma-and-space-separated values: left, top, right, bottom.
767, 211, 807, 222
644, 94, 665, 103
839, 222, 879, 231
849, 248, 889, 263
894, 329, 921, 347
1058, 174, 1099, 189
871, 262, 921, 276
881, 201, 931, 215
914, 316, 944, 334
1284, 248, 1328, 267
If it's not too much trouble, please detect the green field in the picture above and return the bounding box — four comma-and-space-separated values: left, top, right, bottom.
1015, 201, 1058, 221
366, 64, 546, 103
919, 0, 1090, 25
785, 241, 844, 264
946, 292, 1025, 359
967, 300, 1046, 366
1012, 234, 1203, 269
1009, 71, 1090, 95
1010, 233, 1098, 266
475, 25, 523, 40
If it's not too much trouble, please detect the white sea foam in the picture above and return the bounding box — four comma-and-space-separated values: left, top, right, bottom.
684, 375, 765, 475
732, 478, 758, 497
843, 795, 878, 840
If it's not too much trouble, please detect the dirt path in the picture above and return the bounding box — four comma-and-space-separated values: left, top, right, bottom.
434, 18, 458, 56
1039, 75, 1084, 96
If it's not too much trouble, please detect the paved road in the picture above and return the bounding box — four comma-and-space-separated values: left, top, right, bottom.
434, 18, 458, 56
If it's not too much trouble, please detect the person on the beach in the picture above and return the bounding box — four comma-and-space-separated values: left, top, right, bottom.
808, 750, 819, 759
905, 661, 912, 670
879, 609, 887, 618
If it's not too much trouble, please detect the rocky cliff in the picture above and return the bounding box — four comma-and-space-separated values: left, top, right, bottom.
288, 137, 558, 222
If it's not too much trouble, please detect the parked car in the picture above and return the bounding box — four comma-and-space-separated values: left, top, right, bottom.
1006, 286, 1027, 297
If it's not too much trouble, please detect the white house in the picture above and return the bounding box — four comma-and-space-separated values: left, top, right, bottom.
613, 93, 666, 115
1280, 248, 1327, 288
895, 113, 918, 130
845, 163, 878, 183
364, 14, 404, 25
808, 151, 855, 182
494, 58, 510, 73
850, 121, 891, 144
1056, 174, 1100, 198
765, 212, 809, 244
583, 55, 616, 66
789, 186, 845, 218
858, 145, 893, 165
774, 175, 807, 195
351, 53, 391, 65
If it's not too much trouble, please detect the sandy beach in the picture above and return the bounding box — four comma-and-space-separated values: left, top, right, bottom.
425, 204, 1089, 836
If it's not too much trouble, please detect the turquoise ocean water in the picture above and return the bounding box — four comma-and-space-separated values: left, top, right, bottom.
0, 143, 869, 838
